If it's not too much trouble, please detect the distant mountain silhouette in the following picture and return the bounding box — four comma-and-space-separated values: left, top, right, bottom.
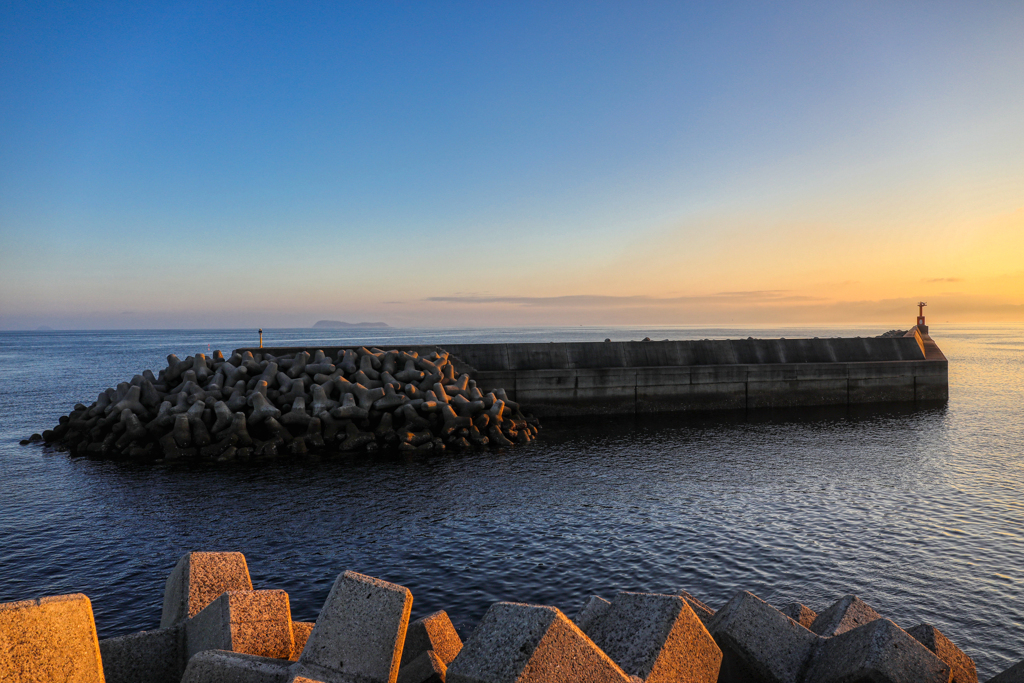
312, 320, 391, 329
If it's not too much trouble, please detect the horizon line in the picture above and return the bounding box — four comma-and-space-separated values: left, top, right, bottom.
1, 320, 1016, 333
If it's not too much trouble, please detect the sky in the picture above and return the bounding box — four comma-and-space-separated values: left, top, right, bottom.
1, 1, 1022, 329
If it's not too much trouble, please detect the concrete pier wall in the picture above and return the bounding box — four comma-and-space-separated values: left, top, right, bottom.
240, 331, 948, 418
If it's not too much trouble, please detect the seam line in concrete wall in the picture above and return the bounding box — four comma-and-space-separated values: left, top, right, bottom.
846, 367, 851, 406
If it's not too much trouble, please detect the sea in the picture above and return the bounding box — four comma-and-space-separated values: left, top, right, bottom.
0, 324, 1020, 677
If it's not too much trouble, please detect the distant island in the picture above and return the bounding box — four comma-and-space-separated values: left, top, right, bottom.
312, 320, 391, 329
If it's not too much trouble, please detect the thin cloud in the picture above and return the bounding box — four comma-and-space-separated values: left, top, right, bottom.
424, 292, 825, 307
924, 277, 964, 283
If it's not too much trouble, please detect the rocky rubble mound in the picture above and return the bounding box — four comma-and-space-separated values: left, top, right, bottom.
878, 329, 910, 338
3, 550, 1010, 683
27, 346, 539, 461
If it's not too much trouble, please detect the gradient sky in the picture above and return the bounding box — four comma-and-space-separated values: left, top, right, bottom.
1, 1, 1022, 329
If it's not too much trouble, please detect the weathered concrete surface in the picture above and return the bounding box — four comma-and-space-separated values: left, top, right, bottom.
574, 595, 612, 633
0, 593, 105, 683
186, 589, 295, 660
397, 650, 446, 683
179, 649, 291, 683
778, 603, 817, 630
582, 592, 721, 683
294, 571, 412, 683
246, 332, 947, 417
706, 590, 822, 683
161, 551, 253, 627
100, 624, 185, 683
401, 610, 462, 667
446, 602, 631, 683
803, 618, 951, 683
678, 590, 715, 625
987, 660, 1024, 683
810, 594, 882, 637
907, 623, 978, 683
290, 621, 315, 662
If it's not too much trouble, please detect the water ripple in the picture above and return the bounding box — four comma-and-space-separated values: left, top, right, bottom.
0, 325, 1022, 678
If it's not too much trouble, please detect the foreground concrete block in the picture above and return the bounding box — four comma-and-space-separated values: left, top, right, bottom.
180, 649, 291, 683
0, 593, 104, 682
446, 602, 631, 683
290, 621, 315, 661
907, 624, 977, 683
584, 592, 721, 683
401, 610, 462, 667
161, 551, 253, 627
573, 595, 611, 633
398, 650, 446, 683
186, 589, 295, 660
294, 571, 412, 683
678, 590, 716, 625
803, 618, 950, 683
778, 602, 817, 630
707, 590, 822, 683
988, 660, 1024, 683
810, 594, 881, 637
100, 624, 185, 683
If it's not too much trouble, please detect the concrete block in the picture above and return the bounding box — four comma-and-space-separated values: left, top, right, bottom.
849, 376, 916, 403
987, 660, 1024, 683
446, 602, 630, 683
443, 344, 510, 372
401, 610, 462, 667
706, 590, 822, 683
631, 340, 698, 367
810, 594, 882, 637
583, 592, 721, 683
100, 624, 185, 683
747, 378, 848, 409
180, 649, 291, 683
161, 551, 253, 627
186, 589, 295, 660
290, 621, 315, 661
916, 371, 950, 401
635, 366, 692, 388
638, 382, 747, 413
803, 618, 950, 683
573, 595, 611, 633
294, 571, 412, 683
565, 342, 629, 369
0, 593, 104, 683
678, 590, 715, 625
778, 603, 817, 630
397, 650, 446, 683
907, 624, 977, 683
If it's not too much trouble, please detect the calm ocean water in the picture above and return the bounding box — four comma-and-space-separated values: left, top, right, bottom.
0, 324, 1021, 677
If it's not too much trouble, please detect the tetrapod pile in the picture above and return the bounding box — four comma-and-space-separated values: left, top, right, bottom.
29, 346, 539, 461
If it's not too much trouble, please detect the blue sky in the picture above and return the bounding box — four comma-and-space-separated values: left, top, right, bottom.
2, 1, 1022, 329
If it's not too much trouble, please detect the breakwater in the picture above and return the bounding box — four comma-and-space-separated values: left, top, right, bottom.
3, 550, 1016, 682
30, 346, 538, 460
243, 328, 948, 418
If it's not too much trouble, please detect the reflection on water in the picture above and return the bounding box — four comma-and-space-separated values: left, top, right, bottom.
0, 325, 1021, 678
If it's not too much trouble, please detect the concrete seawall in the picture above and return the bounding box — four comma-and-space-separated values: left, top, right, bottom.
239, 329, 948, 418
